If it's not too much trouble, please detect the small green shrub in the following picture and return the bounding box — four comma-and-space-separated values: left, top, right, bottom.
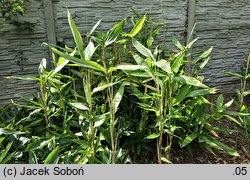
1, 10, 241, 164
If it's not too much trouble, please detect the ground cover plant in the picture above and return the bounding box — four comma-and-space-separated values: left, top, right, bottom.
0, 10, 248, 164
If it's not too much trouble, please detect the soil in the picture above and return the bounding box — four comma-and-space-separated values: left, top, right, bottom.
170, 93, 250, 164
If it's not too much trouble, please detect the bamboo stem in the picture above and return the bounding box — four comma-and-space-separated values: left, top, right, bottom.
167, 81, 173, 160
102, 47, 116, 164
40, 79, 49, 126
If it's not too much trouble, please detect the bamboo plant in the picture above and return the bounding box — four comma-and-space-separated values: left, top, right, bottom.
1, 11, 242, 164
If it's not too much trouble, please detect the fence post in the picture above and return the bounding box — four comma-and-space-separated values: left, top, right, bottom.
186, 0, 196, 73
43, 0, 56, 69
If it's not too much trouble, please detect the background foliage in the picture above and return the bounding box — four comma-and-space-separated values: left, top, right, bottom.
0, 0, 29, 20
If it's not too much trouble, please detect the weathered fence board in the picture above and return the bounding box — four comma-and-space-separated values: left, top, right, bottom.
194, 0, 250, 91
0, 0, 250, 104
0, 0, 49, 104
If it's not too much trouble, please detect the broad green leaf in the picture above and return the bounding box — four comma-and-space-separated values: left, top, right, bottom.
47, 76, 63, 85
164, 145, 171, 152
112, 84, 125, 113
151, 28, 160, 38
0, 142, 13, 163
89, 19, 102, 36
175, 75, 208, 88
128, 14, 146, 37
173, 85, 190, 104
1, 152, 14, 164
57, 56, 68, 66
122, 65, 162, 78
152, 60, 172, 74
132, 38, 155, 61
70, 69, 82, 78
44, 146, 60, 164
82, 79, 91, 105
181, 134, 198, 147
38, 58, 46, 74
223, 99, 234, 107
49, 57, 69, 77
60, 81, 71, 91
137, 102, 160, 116
150, 92, 161, 97
195, 47, 213, 63
171, 54, 184, 73
131, 84, 152, 99
50, 47, 105, 73
243, 90, 250, 96
161, 157, 172, 164
225, 111, 249, 116
172, 37, 184, 51
147, 36, 154, 47
187, 88, 216, 97
93, 112, 110, 128
26, 138, 54, 151
0, 137, 5, 144
116, 64, 147, 71
62, 152, 70, 164
186, 37, 199, 49
107, 67, 117, 74
51, 52, 57, 66
43, 42, 75, 54
146, 133, 160, 139
72, 139, 87, 145
125, 70, 152, 77
65, 114, 74, 123
216, 94, 224, 111
92, 80, 123, 94
186, 23, 196, 45
69, 102, 89, 111
224, 114, 241, 126
68, 11, 84, 59
116, 39, 127, 44
200, 135, 222, 148
105, 19, 125, 46
224, 72, 243, 79
195, 57, 210, 74
84, 40, 95, 60
77, 156, 89, 164
208, 126, 237, 134
132, 52, 145, 65
10, 99, 40, 109
240, 104, 248, 113
200, 135, 239, 157
28, 151, 38, 164
0, 128, 25, 135
199, 96, 212, 104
